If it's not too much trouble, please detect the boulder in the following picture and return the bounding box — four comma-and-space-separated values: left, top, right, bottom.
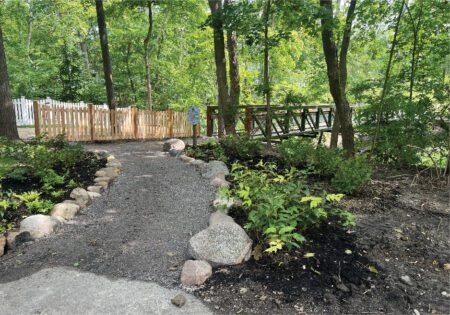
169, 149, 182, 157
96, 181, 109, 189
7, 231, 33, 249
63, 200, 79, 205
179, 155, 195, 163
210, 176, 230, 188
201, 161, 229, 179
180, 260, 213, 286
51, 203, 80, 220
106, 160, 122, 168
0, 235, 6, 256
209, 211, 235, 226
106, 155, 116, 161
87, 186, 104, 193
19, 215, 61, 240
97, 167, 120, 178
94, 176, 113, 183
188, 222, 252, 266
189, 159, 206, 168
88, 192, 101, 199
70, 188, 91, 208
163, 138, 185, 152
95, 170, 107, 177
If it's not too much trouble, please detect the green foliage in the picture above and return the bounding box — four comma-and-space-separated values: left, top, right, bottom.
220, 136, 263, 161
277, 137, 314, 167
331, 155, 373, 194
229, 161, 354, 253
13, 191, 54, 214
185, 139, 227, 162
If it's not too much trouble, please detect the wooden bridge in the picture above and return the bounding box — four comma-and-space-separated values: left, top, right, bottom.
206, 105, 336, 140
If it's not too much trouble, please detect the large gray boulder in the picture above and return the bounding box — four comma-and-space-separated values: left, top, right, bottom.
70, 188, 91, 208
201, 161, 229, 179
50, 203, 80, 220
163, 138, 185, 152
97, 167, 119, 178
209, 211, 235, 226
19, 215, 62, 240
180, 260, 212, 286
188, 222, 252, 266
0, 235, 5, 256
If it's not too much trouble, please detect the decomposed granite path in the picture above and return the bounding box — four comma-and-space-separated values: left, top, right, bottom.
0, 141, 215, 315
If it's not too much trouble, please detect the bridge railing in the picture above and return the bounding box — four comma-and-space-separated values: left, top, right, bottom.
206, 104, 336, 140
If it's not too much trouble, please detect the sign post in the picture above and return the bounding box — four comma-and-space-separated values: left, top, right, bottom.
187, 106, 200, 147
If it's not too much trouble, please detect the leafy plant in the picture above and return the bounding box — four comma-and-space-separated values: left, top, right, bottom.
332, 155, 372, 194
277, 137, 315, 167
220, 136, 263, 161
13, 191, 54, 214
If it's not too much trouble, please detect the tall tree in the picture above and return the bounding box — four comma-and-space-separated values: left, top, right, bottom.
208, 0, 231, 136
320, 0, 356, 155
143, 0, 153, 110
95, 0, 116, 109
0, 25, 19, 139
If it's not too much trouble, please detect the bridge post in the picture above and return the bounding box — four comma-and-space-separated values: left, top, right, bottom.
206, 106, 213, 137
245, 107, 252, 136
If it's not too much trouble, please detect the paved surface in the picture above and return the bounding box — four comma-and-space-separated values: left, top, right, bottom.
0, 267, 212, 315
0, 141, 215, 314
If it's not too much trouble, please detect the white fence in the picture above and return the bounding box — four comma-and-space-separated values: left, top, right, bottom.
13, 97, 107, 126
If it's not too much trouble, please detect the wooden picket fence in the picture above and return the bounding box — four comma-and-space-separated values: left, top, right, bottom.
33, 102, 198, 141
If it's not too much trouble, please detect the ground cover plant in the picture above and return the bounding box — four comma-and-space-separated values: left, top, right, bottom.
0, 135, 106, 233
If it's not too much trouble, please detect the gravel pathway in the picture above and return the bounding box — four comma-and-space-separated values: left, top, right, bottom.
0, 141, 215, 288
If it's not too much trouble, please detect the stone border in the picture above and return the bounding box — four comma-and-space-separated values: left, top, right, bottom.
170, 139, 252, 288
0, 152, 122, 255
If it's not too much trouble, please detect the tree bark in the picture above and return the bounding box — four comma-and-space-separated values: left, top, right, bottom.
329, 0, 356, 148
0, 26, 19, 139
144, 0, 153, 110
264, 0, 272, 148
208, 0, 231, 137
405, 1, 423, 102
225, 0, 240, 135
320, 0, 355, 156
95, 0, 116, 110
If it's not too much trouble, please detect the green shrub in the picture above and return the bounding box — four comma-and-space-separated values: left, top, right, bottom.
229, 162, 355, 253
332, 155, 372, 194
277, 137, 315, 167
220, 136, 263, 161
185, 139, 227, 162
13, 191, 54, 214
311, 146, 343, 177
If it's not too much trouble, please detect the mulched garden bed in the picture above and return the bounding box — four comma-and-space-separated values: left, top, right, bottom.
1, 151, 106, 228
187, 143, 449, 314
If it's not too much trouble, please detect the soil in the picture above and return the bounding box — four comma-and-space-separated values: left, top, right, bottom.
194, 165, 450, 314
1, 151, 106, 228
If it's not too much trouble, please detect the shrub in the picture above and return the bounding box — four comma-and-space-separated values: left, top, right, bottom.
220, 135, 263, 161
229, 162, 355, 253
311, 146, 343, 177
332, 155, 372, 194
277, 137, 315, 167
185, 139, 227, 162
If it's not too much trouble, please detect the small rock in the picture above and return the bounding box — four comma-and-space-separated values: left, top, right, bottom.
95, 170, 107, 177
19, 215, 62, 240
94, 176, 113, 183
97, 167, 119, 178
400, 275, 413, 286
87, 186, 103, 193
209, 211, 235, 226
179, 155, 194, 163
443, 263, 450, 271
171, 293, 186, 307
413, 309, 420, 315
63, 200, 79, 205
106, 155, 116, 161
0, 235, 6, 256
201, 161, 229, 179
70, 188, 91, 208
106, 160, 122, 168
7, 231, 32, 249
239, 287, 248, 294
96, 181, 109, 189
163, 139, 186, 152
169, 149, 182, 157
212, 197, 238, 212
180, 260, 213, 286
88, 192, 101, 199
210, 177, 230, 188
51, 203, 80, 220
336, 283, 350, 293
189, 159, 206, 168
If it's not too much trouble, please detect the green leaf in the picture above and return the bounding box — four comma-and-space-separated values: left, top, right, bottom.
368, 266, 378, 273
303, 252, 315, 258
278, 226, 295, 234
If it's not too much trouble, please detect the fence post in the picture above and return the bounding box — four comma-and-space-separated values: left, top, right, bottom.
132, 106, 138, 139
244, 107, 252, 136
33, 101, 40, 137
88, 103, 95, 141
168, 110, 174, 138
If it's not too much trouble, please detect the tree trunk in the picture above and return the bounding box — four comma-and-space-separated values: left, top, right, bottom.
126, 41, 137, 104
0, 26, 19, 140
264, 0, 272, 148
330, 0, 356, 149
225, 0, 240, 135
144, 0, 153, 110
208, 0, 231, 137
320, 0, 355, 156
95, 0, 116, 110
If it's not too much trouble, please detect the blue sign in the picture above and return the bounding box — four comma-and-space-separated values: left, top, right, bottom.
187, 106, 200, 125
